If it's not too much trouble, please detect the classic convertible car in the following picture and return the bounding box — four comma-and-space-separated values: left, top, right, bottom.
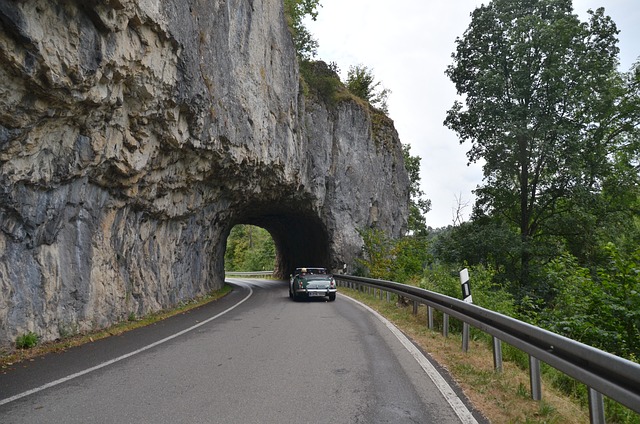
289, 267, 337, 301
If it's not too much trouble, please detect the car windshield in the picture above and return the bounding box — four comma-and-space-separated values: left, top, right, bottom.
305, 274, 330, 280
295, 267, 327, 275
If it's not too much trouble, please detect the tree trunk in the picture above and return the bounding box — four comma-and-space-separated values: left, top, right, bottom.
518, 135, 531, 291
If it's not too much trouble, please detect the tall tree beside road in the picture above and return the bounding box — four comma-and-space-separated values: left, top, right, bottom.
444, 0, 635, 289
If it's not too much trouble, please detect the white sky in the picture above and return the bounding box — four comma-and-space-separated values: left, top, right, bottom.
305, 1, 639, 228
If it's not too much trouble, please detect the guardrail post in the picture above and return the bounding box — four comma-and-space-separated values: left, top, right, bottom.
413, 301, 418, 315
529, 355, 542, 401
588, 388, 605, 424
462, 322, 470, 352
493, 337, 503, 372
386, 291, 390, 302
442, 313, 449, 337
427, 306, 434, 329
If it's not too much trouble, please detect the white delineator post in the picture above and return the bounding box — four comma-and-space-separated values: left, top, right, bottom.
460, 268, 472, 352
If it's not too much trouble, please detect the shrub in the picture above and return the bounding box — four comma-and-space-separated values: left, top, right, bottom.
299, 60, 342, 105
16, 331, 39, 349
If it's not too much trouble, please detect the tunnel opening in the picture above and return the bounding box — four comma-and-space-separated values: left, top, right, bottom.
224, 207, 332, 280
224, 224, 276, 272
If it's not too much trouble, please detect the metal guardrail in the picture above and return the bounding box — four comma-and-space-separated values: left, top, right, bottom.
225, 270, 274, 277
224, 270, 274, 278
334, 274, 640, 423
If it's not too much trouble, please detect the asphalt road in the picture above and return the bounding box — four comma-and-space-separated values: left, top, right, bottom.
0, 279, 484, 423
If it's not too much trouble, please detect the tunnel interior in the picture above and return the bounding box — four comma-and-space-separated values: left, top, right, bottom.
227, 206, 332, 279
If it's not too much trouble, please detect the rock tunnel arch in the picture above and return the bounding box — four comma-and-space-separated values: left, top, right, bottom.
225, 204, 332, 280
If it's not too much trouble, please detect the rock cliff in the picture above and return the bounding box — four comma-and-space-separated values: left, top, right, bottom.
0, 0, 409, 345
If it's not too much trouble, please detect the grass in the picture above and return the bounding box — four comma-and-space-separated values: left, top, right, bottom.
15, 332, 39, 350
340, 286, 591, 424
0, 285, 232, 369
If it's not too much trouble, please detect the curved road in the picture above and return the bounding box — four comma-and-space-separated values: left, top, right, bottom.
0, 279, 483, 423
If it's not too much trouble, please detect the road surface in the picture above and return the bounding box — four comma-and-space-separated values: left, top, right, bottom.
0, 279, 484, 423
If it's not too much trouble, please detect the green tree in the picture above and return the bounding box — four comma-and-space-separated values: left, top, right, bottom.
356, 228, 394, 279
391, 235, 430, 284
356, 227, 430, 284
432, 216, 520, 279
537, 245, 640, 360
402, 144, 431, 236
444, 0, 630, 289
346, 65, 391, 113
284, 0, 320, 59
225, 225, 276, 271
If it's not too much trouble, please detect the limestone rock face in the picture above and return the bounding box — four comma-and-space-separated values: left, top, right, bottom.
0, 0, 409, 345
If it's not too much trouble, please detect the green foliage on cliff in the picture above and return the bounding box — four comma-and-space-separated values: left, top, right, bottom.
284, 2, 394, 118
403, 144, 431, 236
283, 0, 320, 59
298, 60, 343, 105
346, 65, 391, 114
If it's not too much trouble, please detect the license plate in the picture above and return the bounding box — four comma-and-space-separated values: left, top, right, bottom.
308, 292, 325, 297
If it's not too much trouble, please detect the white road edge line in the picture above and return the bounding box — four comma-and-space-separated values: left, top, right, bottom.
343, 295, 479, 424
0, 281, 254, 407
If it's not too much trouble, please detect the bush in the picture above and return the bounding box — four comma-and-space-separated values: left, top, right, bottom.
537, 246, 640, 360
16, 331, 39, 349
299, 60, 343, 105
422, 263, 516, 317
